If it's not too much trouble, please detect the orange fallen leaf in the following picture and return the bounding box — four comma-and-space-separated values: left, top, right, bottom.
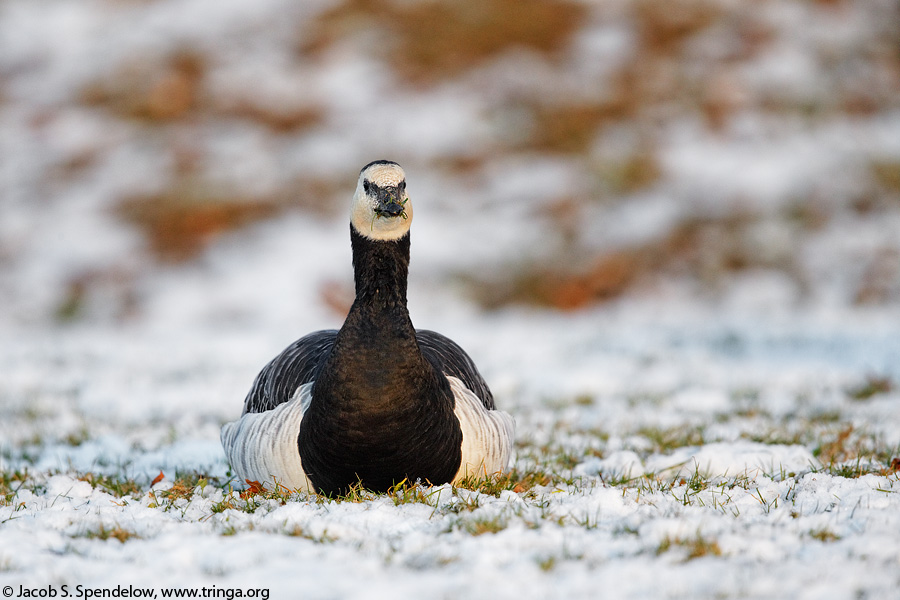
241, 479, 265, 499
151, 470, 165, 486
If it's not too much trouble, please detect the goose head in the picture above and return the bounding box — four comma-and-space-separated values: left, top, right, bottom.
350, 160, 412, 241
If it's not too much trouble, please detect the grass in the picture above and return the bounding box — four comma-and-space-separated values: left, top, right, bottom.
458, 515, 508, 536
2, 386, 898, 548
79, 472, 142, 499
871, 160, 900, 193
79, 524, 139, 543
80, 49, 324, 133
80, 50, 205, 123
638, 424, 707, 453
147, 471, 216, 509
114, 171, 346, 264
613, 468, 760, 517
387, 480, 441, 507
286, 524, 337, 544
1, 469, 32, 506
0, 450, 895, 548
657, 533, 723, 560
299, 0, 587, 86
809, 527, 840, 543
846, 375, 894, 401
208, 481, 307, 514
458, 467, 556, 497
812, 425, 900, 477
459, 208, 812, 310
116, 184, 288, 263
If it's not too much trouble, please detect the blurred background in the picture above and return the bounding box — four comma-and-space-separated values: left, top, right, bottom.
2, 0, 899, 330
3, 2, 900, 591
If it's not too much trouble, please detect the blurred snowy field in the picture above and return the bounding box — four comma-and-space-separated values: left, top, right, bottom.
2, 0, 900, 598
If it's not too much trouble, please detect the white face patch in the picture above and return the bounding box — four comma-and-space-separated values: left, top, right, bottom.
350, 162, 413, 241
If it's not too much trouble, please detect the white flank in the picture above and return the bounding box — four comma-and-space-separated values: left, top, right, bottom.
220, 383, 314, 492
448, 375, 515, 483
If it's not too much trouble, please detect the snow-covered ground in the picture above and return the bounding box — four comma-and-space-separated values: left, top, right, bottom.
2, 306, 899, 599
2, 0, 900, 598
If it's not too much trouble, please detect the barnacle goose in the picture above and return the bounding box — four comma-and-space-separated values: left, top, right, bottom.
221, 160, 514, 496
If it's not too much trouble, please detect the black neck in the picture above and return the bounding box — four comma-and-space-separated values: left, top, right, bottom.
351, 224, 410, 308
300, 224, 461, 495
314, 224, 422, 402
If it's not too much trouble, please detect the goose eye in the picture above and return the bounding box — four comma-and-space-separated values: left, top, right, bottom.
399, 181, 406, 192
363, 180, 371, 193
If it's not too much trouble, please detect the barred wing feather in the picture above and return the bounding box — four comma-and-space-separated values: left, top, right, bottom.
417, 329, 495, 410
242, 330, 337, 414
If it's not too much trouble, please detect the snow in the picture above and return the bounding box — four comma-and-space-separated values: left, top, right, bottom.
3, 305, 899, 598
4, 466, 899, 598
3, 0, 900, 598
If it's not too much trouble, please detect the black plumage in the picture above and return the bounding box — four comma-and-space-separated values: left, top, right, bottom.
224, 161, 511, 496
243, 328, 494, 416
239, 227, 493, 495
